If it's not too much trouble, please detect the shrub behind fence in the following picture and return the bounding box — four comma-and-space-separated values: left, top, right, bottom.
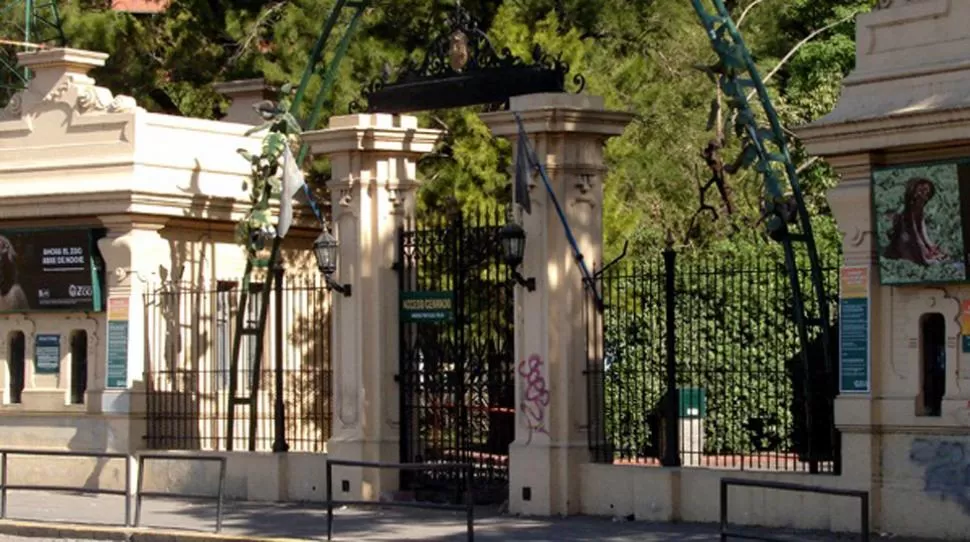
589, 249, 841, 473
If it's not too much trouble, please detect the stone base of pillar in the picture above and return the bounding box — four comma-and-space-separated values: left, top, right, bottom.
326, 437, 400, 502
508, 441, 587, 516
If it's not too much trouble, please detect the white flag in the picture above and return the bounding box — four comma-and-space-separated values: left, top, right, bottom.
278, 144, 306, 239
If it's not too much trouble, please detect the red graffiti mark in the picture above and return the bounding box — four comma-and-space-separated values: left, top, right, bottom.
518, 354, 550, 444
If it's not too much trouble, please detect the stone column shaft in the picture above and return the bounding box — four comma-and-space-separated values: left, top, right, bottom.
797, 3, 970, 535
483, 93, 632, 516
304, 114, 441, 501
95, 214, 170, 451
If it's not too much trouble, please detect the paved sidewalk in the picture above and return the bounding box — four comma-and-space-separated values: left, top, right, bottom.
0, 490, 930, 541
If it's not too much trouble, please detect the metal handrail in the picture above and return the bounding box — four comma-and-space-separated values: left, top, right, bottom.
720, 477, 869, 541
135, 453, 228, 533
0, 448, 131, 526
0, 449, 229, 534
325, 459, 474, 542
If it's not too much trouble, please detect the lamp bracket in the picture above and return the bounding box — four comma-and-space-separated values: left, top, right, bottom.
325, 276, 352, 297
512, 270, 536, 292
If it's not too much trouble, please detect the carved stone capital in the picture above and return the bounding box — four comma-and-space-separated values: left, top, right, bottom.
1, 48, 141, 122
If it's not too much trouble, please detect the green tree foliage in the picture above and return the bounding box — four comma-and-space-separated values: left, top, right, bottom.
24, 0, 869, 259
4, 0, 874, 460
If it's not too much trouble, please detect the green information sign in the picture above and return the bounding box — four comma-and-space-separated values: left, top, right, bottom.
839, 267, 870, 394
34, 334, 61, 374
106, 321, 128, 388
401, 291, 454, 323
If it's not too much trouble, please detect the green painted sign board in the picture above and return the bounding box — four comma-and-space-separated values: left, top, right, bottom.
105, 297, 130, 389
34, 334, 61, 374
839, 267, 871, 394
106, 321, 128, 389
401, 291, 454, 323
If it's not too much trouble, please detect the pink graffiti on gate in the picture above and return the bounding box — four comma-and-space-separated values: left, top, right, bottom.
518, 354, 550, 445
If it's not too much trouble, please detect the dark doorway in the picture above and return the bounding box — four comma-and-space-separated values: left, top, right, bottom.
70, 330, 88, 404
8, 331, 24, 404
920, 313, 946, 417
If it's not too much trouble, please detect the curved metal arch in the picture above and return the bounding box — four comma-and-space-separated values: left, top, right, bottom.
689, 0, 838, 474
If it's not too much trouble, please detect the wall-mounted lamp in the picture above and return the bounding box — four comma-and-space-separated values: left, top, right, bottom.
313, 230, 352, 297
500, 223, 536, 292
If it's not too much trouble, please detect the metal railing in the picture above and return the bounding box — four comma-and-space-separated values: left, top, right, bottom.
0, 449, 131, 525
144, 276, 332, 452
0, 449, 227, 534
719, 478, 869, 541
326, 459, 474, 542
135, 453, 227, 533
588, 251, 842, 473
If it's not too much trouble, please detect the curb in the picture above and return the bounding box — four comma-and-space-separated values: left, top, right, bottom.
0, 520, 311, 541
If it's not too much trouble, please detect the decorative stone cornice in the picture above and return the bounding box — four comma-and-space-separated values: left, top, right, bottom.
798, 0, 970, 155
304, 113, 443, 156
481, 93, 633, 139
213, 78, 276, 126
874, 0, 927, 10
483, 108, 633, 140
798, 107, 970, 158
0, 48, 141, 122
0, 190, 321, 226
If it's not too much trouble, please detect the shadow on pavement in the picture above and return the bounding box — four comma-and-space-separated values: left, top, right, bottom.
0, 491, 938, 541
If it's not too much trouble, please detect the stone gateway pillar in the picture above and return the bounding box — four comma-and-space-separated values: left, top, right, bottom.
483, 93, 632, 516
798, 2, 970, 538
303, 114, 443, 501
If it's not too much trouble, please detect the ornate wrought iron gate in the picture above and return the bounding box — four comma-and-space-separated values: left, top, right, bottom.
397, 213, 515, 504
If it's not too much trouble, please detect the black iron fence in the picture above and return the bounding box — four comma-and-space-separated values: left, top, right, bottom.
144, 275, 331, 452
397, 211, 515, 505
587, 247, 840, 473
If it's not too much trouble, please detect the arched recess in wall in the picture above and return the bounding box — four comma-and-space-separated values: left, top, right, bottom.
919, 313, 946, 417
7, 330, 25, 404
70, 330, 88, 404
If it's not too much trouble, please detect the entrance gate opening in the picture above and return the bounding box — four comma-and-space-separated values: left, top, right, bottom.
397, 212, 515, 504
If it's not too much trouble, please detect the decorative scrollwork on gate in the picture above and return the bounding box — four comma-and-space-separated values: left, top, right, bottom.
350, 4, 585, 114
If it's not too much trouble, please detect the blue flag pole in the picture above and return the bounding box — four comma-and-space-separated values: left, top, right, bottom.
514, 113, 604, 312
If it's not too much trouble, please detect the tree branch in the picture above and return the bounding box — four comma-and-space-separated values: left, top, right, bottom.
796, 156, 821, 174
737, 0, 769, 28
746, 10, 858, 102
229, 1, 287, 65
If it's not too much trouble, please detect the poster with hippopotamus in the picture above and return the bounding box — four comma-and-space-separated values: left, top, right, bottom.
874, 160, 970, 285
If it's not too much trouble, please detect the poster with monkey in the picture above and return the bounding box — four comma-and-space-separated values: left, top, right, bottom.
873, 159, 970, 285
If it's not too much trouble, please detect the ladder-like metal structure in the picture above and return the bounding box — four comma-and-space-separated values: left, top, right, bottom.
689, 0, 836, 472
225, 0, 371, 451
0, 0, 65, 106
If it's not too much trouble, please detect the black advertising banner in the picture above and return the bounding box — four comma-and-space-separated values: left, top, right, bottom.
0, 229, 104, 312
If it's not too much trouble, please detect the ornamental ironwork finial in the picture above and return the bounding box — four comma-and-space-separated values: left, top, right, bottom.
350, 2, 585, 114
